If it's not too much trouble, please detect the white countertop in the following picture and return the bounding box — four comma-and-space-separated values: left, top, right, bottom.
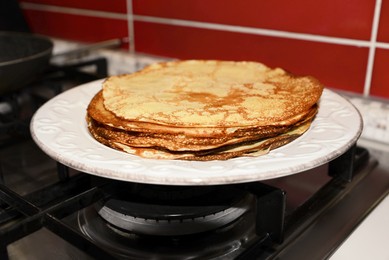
330, 193, 389, 260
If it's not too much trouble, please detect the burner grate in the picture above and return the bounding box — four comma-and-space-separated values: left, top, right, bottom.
0, 145, 375, 259
0, 173, 116, 260
0, 57, 107, 147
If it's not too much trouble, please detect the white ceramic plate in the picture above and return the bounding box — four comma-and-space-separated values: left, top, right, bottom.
30, 80, 362, 185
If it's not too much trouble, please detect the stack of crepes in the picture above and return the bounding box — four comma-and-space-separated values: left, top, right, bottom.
86, 60, 323, 161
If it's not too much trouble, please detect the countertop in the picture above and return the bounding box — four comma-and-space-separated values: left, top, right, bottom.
330, 194, 389, 260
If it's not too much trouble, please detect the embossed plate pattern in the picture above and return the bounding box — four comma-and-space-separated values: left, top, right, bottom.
30, 80, 362, 185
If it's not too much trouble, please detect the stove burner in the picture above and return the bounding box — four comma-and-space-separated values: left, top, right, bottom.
98, 195, 250, 236
96, 185, 251, 236
78, 198, 257, 259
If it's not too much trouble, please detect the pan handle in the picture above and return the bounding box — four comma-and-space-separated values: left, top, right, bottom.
51, 38, 128, 60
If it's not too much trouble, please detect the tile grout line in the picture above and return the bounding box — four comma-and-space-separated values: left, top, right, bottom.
363, 0, 382, 97
133, 15, 372, 48
20, 2, 128, 20
126, 0, 135, 55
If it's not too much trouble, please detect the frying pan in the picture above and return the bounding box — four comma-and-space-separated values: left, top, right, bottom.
0, 31, 53, 95
0, 32, 124, 95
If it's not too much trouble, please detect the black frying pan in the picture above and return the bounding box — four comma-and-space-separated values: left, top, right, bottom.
0, 31, 53, 95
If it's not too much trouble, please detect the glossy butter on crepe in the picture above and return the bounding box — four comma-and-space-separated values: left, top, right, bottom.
86, 60, 324, 161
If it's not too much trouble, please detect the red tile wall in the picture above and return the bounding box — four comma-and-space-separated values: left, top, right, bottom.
370, 48, 389, 98
16, 0, 389, 99
377, 0, 389, 42
133, 0, 375, 40
23, 10, 128, 43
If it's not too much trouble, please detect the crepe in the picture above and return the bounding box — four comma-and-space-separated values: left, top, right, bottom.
102, 60, 322, 127
87, 90, 317, 140
87, 114, 313, 160
86, 60, 323, 161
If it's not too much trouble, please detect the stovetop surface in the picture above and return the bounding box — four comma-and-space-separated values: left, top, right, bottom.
0, 139, 58, 196
1, 135, 388, 259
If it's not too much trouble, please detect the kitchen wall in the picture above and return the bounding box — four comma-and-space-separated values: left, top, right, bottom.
17, 0, 389, 100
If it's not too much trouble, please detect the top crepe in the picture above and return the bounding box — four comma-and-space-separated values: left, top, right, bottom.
102, 60, 323, 128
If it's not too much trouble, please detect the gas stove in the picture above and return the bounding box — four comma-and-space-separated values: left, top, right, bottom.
0, 48, 388, 259
1, 140, 387, 259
